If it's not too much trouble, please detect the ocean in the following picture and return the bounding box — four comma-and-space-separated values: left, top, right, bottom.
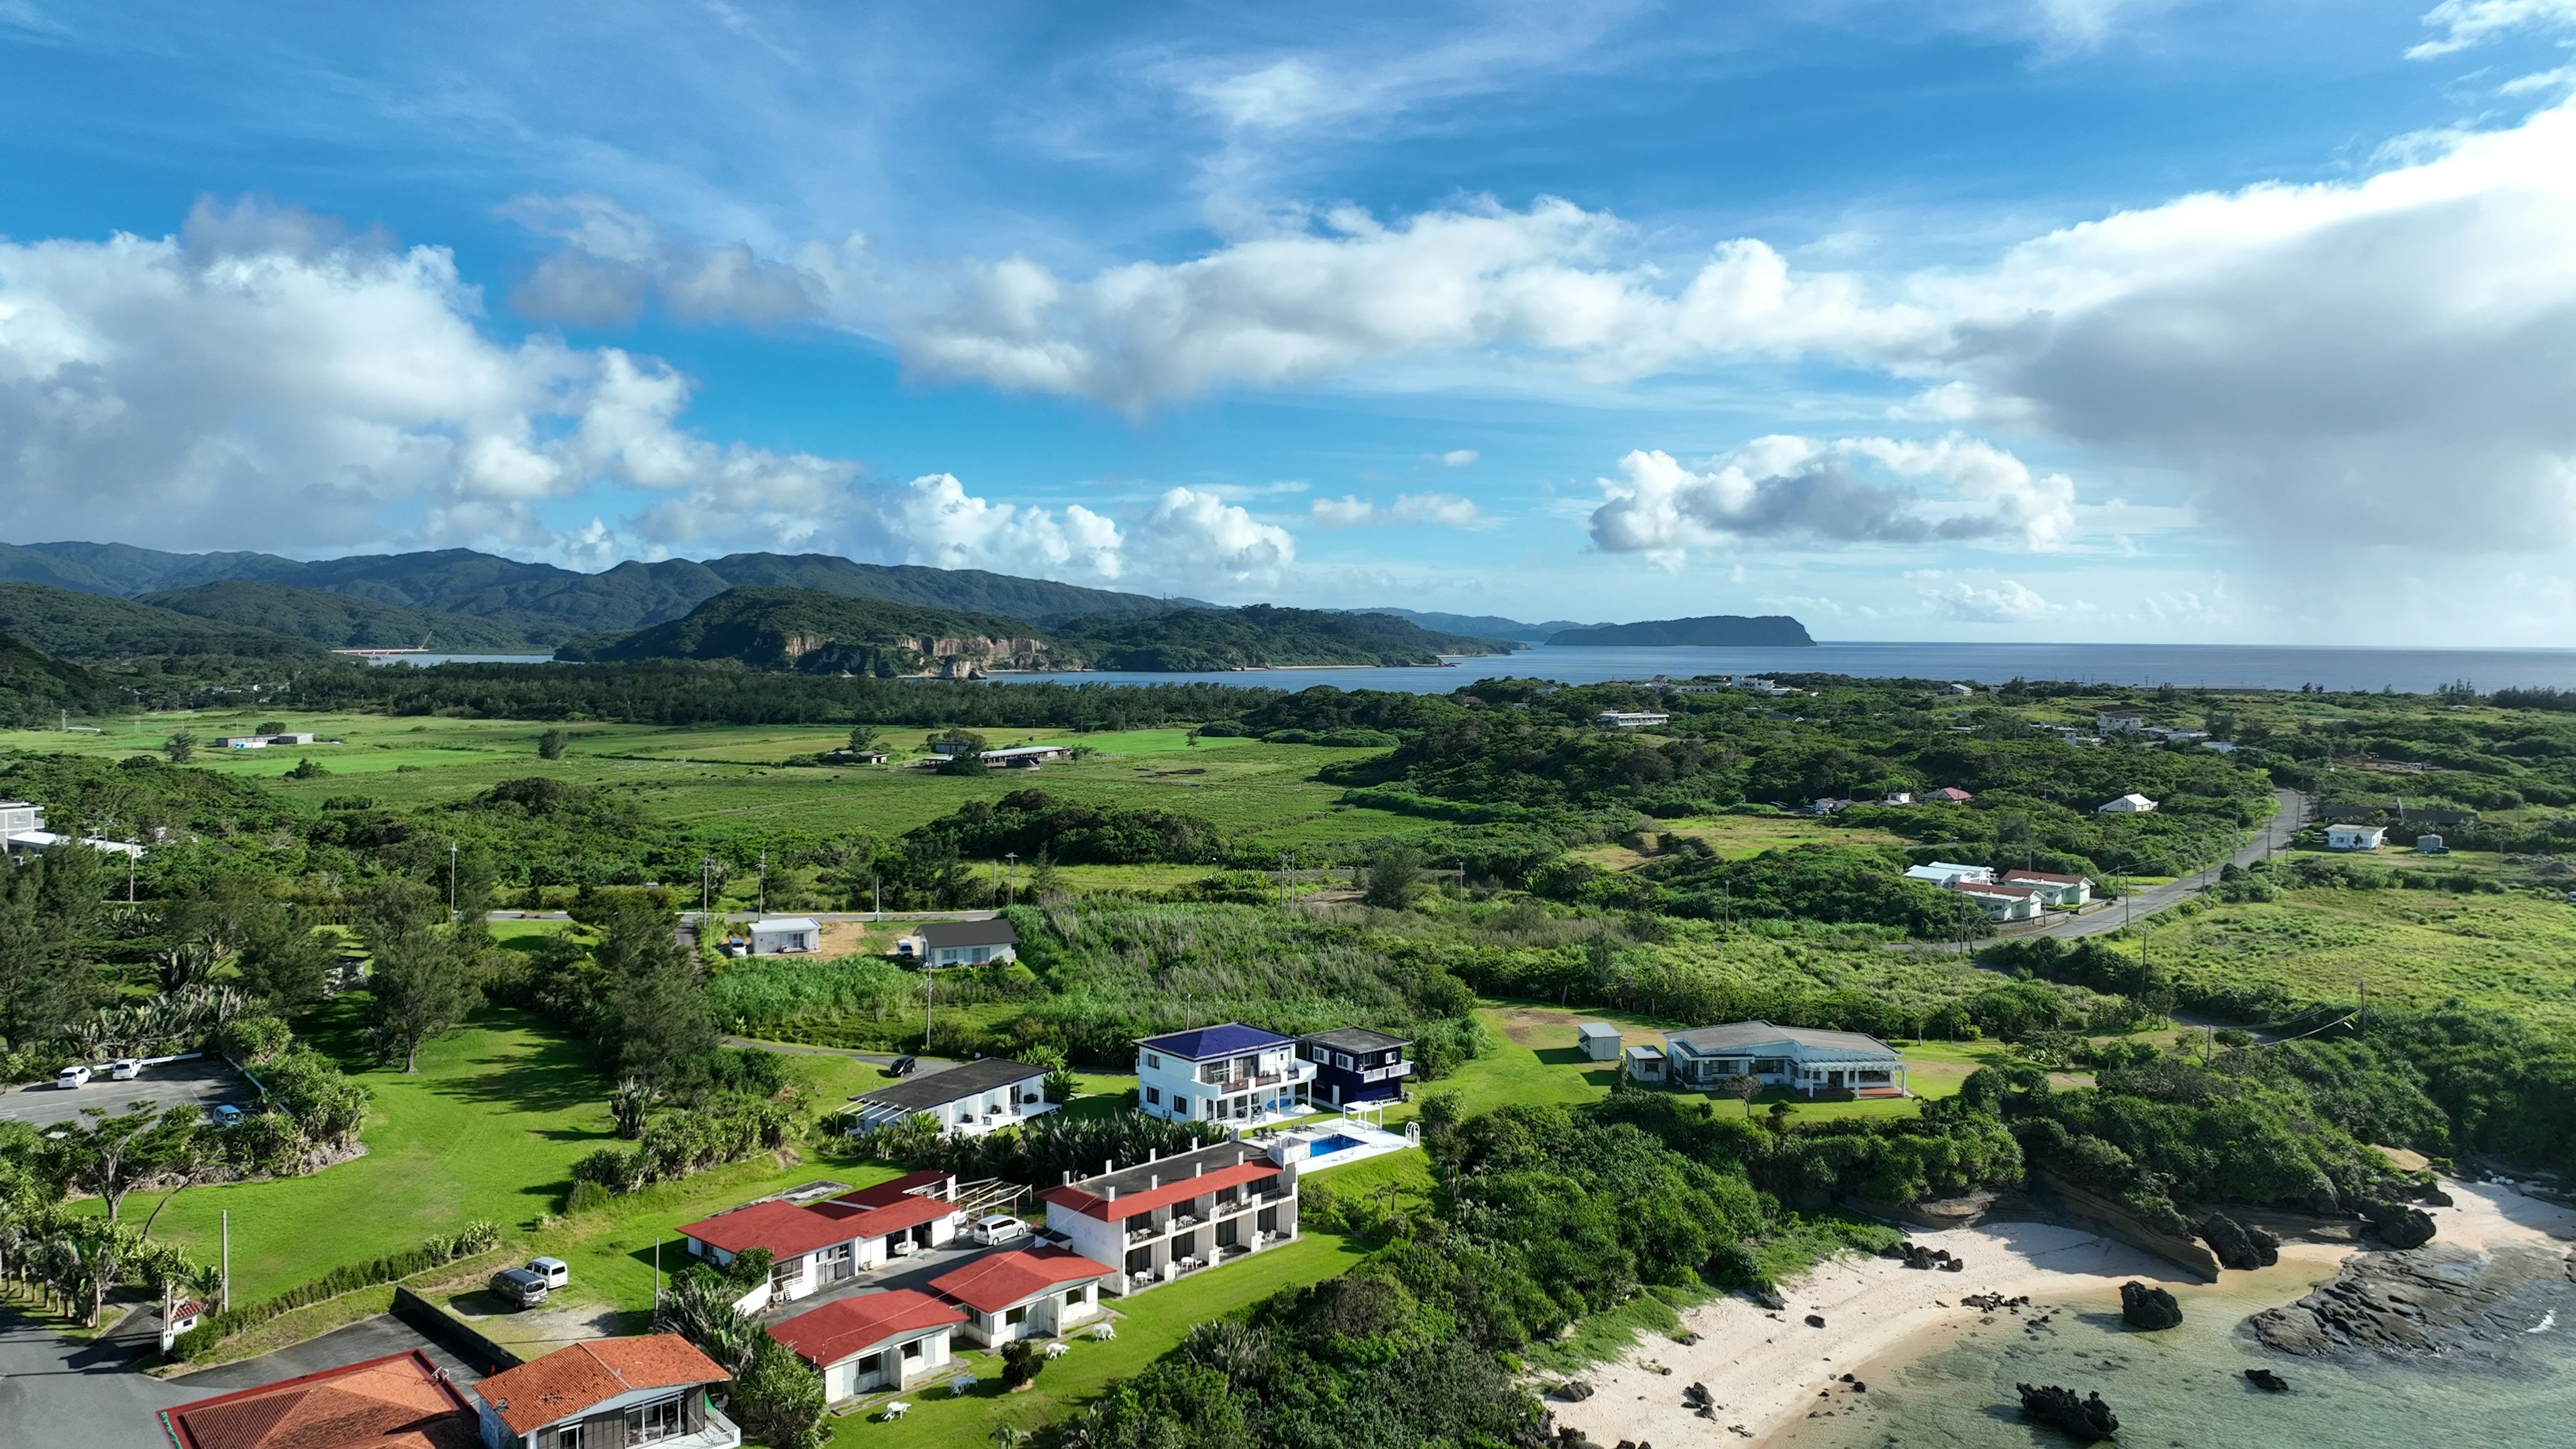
1779, 1254, 2576, 1449
983, 641, 2576, 695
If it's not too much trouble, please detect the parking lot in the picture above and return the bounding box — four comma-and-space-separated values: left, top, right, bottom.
0, 1055, 252, 1129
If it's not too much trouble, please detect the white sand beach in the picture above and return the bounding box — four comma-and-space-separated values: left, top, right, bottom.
1552, 1181, 2576, 1449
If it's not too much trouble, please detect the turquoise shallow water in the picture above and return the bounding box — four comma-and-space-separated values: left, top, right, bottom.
1776, 1253, 2576, 1449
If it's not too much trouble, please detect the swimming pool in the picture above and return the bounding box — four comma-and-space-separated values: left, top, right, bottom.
1306, 1133, 1366, 1157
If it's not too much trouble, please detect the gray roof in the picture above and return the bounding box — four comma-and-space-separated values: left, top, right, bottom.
1574, 1022, 1621, 1040
1662, 1020, 1902, 1061
920, 918, 1018, 948
855, 1057, 1046, 1113
1301, 1027, 1409, 1054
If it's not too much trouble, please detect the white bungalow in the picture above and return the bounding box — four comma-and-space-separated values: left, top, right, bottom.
768, 1289, 963, 1403
1949, 879, 2045, 922
930, 1247, 1115, 1346
844, 1058, 1055, 1137
1904, 861, 1994, 887
1596, 710, 1670, 729
2326, 824, 2387, 851
677, 1173, 964, 1310
1654, 1020, 1909, 1097
2098, 794, 2159, 814
748, 917, 822, 955
2001, 869, 2092, 907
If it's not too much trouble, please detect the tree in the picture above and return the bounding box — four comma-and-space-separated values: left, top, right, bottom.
928, 728, 989, 755
846, 724, 880, 752
1363, 845, 1424, 910
732, 1334, 827, 1449
366, 928, 482, 1073
52, 1103, 193, 1223
1721, 1073, 1763, 1118
283, 757, 329, 780
595, 900, 716, 1090
1000, 1338, 1045, 1388
236, 905, 337, 1006
1028, 847, 1061, 902
537, 727, 569, 760
254, 721, 287, 735
0, 845, 111, 1044
163, 731, 197, 763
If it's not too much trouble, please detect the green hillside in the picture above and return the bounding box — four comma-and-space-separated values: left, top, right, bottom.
0, 632, 115, 727
139, 580, 543, 652
1546, 613, 1815, 647
698, 553, 1204, 623
1056, 604, 1513, 669
0, 540, 305, 596
0, 582, 323, 661
555, 586, 1065, 674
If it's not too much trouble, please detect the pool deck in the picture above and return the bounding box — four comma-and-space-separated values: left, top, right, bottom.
1279, 1118, 1415, 1175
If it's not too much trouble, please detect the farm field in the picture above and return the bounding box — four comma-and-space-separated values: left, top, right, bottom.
2145, 873, 2576, 1030
0, 714, 1441, 857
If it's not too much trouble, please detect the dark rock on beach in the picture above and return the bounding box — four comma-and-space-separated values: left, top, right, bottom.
2015, 1383, 2119, 1441
2243, 1368, 2289, 1393
1552, 1381, 1595, 1402
2197, 1213, 2280, 1271
1748, 1285, 1787, 1311
2357, 1199, 2438, 1249
2248, 1241, 2576, 1361
2118, 1281, 2182, 1330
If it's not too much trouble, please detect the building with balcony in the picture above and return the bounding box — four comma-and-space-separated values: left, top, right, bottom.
1040, 1139, 1300, 1297
677, 1172, 963, 1311
1133, 1024, 1314, 1128
843, 1059, 1055, 1138
1297, 1027, 1411, 1108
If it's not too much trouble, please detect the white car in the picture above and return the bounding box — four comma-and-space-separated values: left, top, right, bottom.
109, 1059, 142, 1081
969, 1214, 1028, 1246
56, 1065, 91, 1089
527, 1256, 570, 1289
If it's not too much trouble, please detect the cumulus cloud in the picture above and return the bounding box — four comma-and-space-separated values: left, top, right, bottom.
501, 193, 851, 328
1927, 578, 2063, 623
879, 474, 1124, 580
1586, 435, 2076, 566
0, 198, 857, 555
1307, 492, 1485, 528
1128, 487, 1295, 588
1440, 448, 1479, 468
2408, 0, 2576, 58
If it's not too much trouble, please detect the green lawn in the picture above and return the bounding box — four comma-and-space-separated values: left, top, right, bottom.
829, 1232, 1367, 1449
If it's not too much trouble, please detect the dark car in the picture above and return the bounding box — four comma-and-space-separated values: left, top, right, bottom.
489, 1267, 549, 1309
885, 1055, 918, 1077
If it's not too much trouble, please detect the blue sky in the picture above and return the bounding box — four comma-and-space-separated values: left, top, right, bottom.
4, 1, 2575, 642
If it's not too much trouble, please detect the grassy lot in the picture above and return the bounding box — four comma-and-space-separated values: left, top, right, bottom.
830, 1231, 1367, 1449
0, 716, 1438, 859
2141, 873, 2576, 1030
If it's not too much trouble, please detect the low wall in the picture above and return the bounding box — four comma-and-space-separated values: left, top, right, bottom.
390, 1286, 525, 1377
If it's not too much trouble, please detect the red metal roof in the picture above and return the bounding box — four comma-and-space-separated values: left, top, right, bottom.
680, 1191, 957, 1256
475, 1334, 726, 1437
930, 1248, 1114, 1313
163, 1348, 480, 1449
1039, 1159, 1277, 1222
830, 1170, 953, 1210
768, 1289, 965, 1368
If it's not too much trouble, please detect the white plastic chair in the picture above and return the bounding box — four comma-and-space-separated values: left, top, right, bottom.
951, 1375, 979, 1397
883, 1402, 911, 1420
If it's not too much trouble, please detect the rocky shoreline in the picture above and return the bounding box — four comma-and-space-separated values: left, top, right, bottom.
2247, 1240, 2576, 1361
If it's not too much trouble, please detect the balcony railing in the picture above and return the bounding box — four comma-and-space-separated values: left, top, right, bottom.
1358, 1063, 1413, 1083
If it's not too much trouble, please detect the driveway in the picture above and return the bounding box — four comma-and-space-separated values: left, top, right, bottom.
0, 1057, 250, 1130
0, 1306, 477, 1449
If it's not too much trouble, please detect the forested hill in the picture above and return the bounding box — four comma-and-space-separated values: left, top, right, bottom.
0, 583, 323, 661
0, 631, 115, 726
1053, 604, 1515, 669
1547, 613, 1815, 647
1342, 606, 1587, 643
554, 587, 1064, 675
0, 541, 1198, 645
138, 580, 542, 652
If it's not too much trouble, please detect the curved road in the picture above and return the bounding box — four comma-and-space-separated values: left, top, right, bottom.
2009, 786, 2306, 941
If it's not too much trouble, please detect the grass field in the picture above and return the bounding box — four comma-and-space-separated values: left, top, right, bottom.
0, 715, 1439, 860
2146, 875, 2576, 1030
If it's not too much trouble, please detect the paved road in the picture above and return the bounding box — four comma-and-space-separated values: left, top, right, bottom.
2013, 787, 2306, 942
0, 1304, 473, 1449
0, 1057, 250, 1130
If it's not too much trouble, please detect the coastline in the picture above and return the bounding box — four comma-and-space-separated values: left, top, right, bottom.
1551, 1179, 2576, 1449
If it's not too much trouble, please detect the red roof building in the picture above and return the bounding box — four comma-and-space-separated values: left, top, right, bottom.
676, 1178, 965, 1307
931, 1248, 1115, 1345
1038, 1159, 1276, 1222
160, 1349, 480, 1449
769, 1290, 965, 1401
474, 1334, 732, 1443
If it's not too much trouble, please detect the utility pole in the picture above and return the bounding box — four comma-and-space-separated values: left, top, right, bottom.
221, 1210, 230, 1313
2357, 976, 2367, 1034
1005, 853, 1018, 908
757, 850, 766, 915
872, 872, 880, 920
700, 856, 712, 931
447, 842, 458, 922
654, 1236, 662, 1312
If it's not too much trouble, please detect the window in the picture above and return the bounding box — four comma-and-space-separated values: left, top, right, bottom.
1334, 1053, 1353, 1069
1144, 1086, 1161, 1106
625, 1394, 685, 1442
771, 1256, 799, 1291
1005, 1305, 1028, 1326
539, 1427, 581, 1449
902, 1338, 924, 1360
1144, 1053, 1161, 1069
1173, 1093, 1188, 1114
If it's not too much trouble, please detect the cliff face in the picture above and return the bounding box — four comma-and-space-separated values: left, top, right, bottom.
780, 632, 1061, 677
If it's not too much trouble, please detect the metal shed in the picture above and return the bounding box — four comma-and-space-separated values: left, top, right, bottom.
1576, 1022, 1623, 1061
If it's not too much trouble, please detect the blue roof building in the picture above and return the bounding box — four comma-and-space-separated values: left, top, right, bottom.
1134, 1023, 1314, 1129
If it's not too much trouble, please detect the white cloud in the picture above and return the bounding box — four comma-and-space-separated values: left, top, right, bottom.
500, 194, 852, 328
1586, 435, 2076, 567
880, 474, 1124, 580
1925, 578, 2070, 623
1306, 492, 1485, 528
1128, 487, 1295, 589
1440, 448, 1479, 468
2409, 0, 2576, 58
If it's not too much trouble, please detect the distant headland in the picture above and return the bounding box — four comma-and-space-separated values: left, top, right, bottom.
1545, 614, 1815, 647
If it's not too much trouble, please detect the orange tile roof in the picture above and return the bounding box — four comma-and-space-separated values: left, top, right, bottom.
162, 1349, 480, 1449
1039, 1159, 1277, 1222
474, 1334, 726, 1436
930, 1248, 1114, 1313
768, 1290, 965, 1368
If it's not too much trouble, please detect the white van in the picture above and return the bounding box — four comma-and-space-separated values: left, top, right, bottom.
56, 1065, 91, 1089
969, 1214, 1028, 1246
527, 1256, 570, 1289
109, 1059, 142, 1081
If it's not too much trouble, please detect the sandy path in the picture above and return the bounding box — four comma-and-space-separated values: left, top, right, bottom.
1555, 1179, 2576, 1449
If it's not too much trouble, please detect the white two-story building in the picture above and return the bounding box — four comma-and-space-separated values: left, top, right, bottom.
1040, 1139, 1301, 1297
1133, 1024, 1313, 1129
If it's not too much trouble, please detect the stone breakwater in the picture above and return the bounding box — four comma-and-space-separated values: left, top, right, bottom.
2249, 1241, 2576, 1361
